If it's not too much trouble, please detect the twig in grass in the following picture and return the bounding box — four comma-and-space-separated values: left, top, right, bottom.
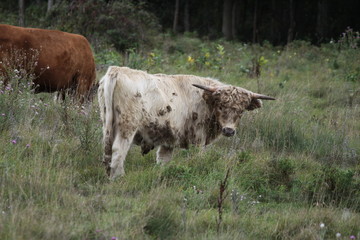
216, 168, 230, 234
182, 197, 187, 232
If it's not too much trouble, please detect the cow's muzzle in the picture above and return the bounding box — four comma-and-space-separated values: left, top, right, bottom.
222, 127, 235, 137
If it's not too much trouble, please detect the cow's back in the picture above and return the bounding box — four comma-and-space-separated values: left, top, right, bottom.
106, 67, 208, 124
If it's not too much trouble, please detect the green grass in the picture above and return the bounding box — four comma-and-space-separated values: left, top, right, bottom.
1, 37, 360, 239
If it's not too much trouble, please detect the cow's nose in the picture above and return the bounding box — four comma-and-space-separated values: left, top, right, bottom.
222, 127, 235, 137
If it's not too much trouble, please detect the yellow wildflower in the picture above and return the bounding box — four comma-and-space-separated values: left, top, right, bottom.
187, 56, 195, 64
259, 56, 268, 66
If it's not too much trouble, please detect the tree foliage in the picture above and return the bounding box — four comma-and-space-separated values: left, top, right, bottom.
43, 0, 160, 51
0, 0, 359, 49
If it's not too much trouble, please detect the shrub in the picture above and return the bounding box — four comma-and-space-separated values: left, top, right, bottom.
94, 47, 122, 66
338, 27, 360, 50
185, 42, 225, 71
268, 158, 295, 191
304, 166, 360, 210
44, 0, 160, 52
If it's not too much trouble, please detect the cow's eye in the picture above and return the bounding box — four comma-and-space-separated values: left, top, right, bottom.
218, 106, 223, 111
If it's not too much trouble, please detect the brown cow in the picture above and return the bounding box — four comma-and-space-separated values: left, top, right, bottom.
0, 24, 96, 101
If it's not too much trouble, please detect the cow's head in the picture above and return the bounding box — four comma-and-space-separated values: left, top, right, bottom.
193, 84, 275, 137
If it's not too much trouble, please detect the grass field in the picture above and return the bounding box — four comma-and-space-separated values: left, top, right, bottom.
1, 36, 360, 239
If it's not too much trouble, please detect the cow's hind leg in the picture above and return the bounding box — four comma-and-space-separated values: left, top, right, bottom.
156, 145, 174, 164
110, 128, 136, 180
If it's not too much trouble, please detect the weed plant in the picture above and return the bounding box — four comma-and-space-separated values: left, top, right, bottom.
1, 35, 360, 239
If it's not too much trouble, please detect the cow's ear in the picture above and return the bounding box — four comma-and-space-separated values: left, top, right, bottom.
246, 98, 262, 111
247, 92, 275, 111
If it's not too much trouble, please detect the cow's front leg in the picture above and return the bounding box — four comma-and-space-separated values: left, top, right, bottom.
156, 145, 174, 164
110, 130, 136, 180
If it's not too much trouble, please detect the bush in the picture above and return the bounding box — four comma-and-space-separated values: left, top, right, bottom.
268, 158, 295, 191
44, 0, 160, 52
337, 27, 360, 50
304, 166, 360, 210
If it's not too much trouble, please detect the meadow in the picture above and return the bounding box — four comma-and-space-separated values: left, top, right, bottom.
1, 34, 360, 239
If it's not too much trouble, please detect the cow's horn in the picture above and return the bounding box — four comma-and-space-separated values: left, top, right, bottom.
252, 93, 276, 100
192, 84, 216, 92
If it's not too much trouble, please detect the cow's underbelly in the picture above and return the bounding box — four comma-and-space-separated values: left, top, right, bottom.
133, 120, 176, 155
133, 120, 208, 154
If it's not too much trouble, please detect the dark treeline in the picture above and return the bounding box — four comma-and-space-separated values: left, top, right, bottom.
1, 0, 359, 50
147, 0, 360, 44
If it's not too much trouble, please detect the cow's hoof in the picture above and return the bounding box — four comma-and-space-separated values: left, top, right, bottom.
109, 168, 125, 180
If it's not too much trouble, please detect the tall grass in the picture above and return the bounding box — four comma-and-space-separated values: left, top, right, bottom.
1, 37, 360, 239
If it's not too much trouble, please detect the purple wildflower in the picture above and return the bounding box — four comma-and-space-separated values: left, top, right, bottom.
26, 144, 30, 148
350, 236, 356, 239
11, 139, 17, 144
1, 113, 5, 116
111, 237, 118, 240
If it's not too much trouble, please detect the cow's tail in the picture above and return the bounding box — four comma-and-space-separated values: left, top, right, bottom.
102, 67, 117, 175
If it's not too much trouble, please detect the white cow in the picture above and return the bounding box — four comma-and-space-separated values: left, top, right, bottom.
98, 66, 275, 179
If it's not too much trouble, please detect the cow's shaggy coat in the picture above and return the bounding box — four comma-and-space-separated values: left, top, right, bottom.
98, 66, 275, 179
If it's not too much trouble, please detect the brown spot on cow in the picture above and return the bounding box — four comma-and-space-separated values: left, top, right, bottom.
192, 112, 198, 121
144, 120, 175, 147
158, 109, 166, 116
178, 112, 202, 148
158, 105, 172, 116
204, 114, 222, 145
